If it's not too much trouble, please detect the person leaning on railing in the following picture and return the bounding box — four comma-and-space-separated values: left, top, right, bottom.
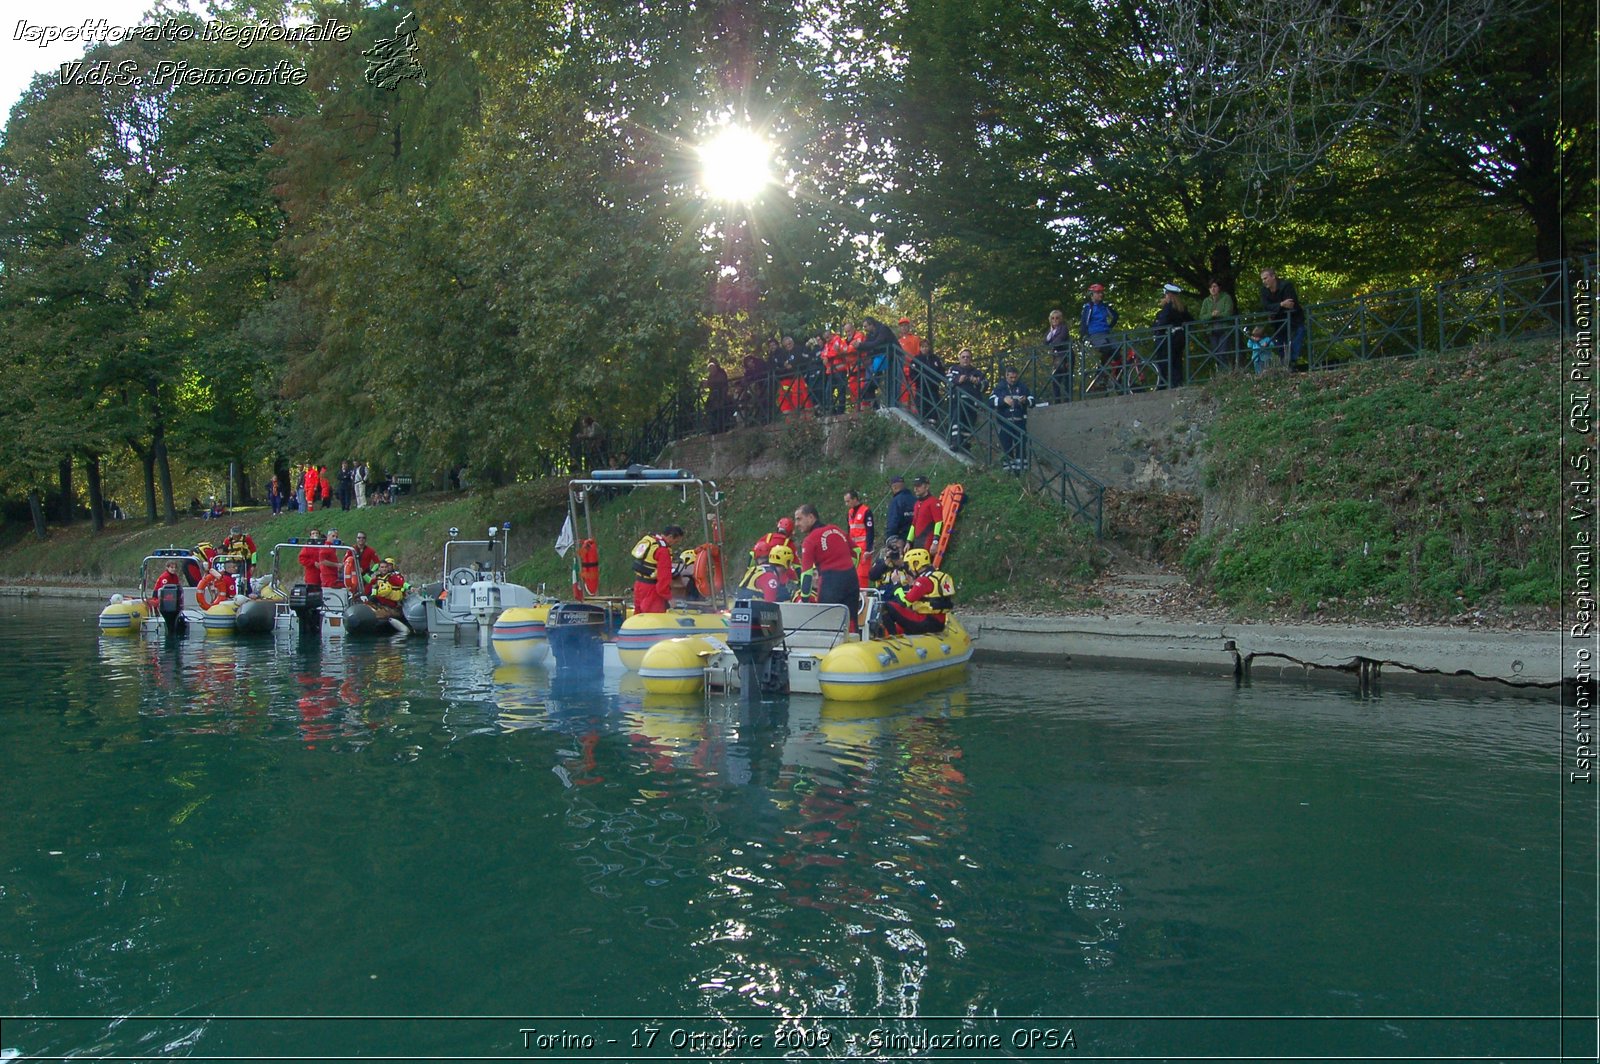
1199, 279, 1237, 368
1044, 308, 1073, 400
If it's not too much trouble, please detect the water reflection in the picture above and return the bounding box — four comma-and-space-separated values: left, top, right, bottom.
2, 602, 1571, 1060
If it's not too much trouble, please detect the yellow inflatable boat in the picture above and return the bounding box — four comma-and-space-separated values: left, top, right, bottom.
96, 595, 148, 636
490, 603, 555, 666
616, 608, 728, 670
816, 617, 973, 702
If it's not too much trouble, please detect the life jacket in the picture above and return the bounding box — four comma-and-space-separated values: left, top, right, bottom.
372, 571, 407, 607
578, 538, 600, 595
749, 531, 790, 567
630, 534, 668, 580
737, 565, 764, 592
846, 504, 871, 557
904, 570, 955, 614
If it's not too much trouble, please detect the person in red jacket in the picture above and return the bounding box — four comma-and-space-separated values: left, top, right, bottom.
298, 529, 325, 587
882, 548, 954, 636
631, 524, 684, 614
795, 503, 860, 628
749, 516, 794, 567
317, 528, 345, 590
908, 476, 942, 550
304, 465, 321, 513
153, 560, 183, 592
351, 531, 380, 585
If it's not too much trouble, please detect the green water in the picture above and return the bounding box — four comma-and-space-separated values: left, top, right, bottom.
1, 600, 1592, 1061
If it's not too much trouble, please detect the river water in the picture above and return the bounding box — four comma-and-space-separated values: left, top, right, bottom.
1, 600, 1592, 1061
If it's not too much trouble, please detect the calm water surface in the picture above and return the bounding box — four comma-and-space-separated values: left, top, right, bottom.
1, 600, 1590, 1061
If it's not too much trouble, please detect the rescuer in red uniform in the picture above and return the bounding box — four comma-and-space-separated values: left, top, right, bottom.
909, 476, 942, 550
794, 503, 860, 628
298, 529, 325, 587
631, 524, 685, 614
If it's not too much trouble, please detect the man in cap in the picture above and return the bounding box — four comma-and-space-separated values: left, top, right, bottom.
885, 475, 915, 542
909, 476, 943, 551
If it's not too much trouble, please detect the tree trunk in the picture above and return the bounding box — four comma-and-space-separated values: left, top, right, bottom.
57, 457, 74, 525
85, 453, 105, 534
27, 489, 46, 540
1209, 243, 1235, 290
154, 427, 177, 525
136, 446, 156, 522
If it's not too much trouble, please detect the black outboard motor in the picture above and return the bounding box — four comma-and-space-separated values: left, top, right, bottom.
288, 583, 324, 637
546, 602, 612, 673
726, 597, 787, 698
156, 583, 187, 636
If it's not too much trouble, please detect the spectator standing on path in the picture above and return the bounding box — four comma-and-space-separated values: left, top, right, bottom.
911, 343, 943, 424
1260, 268, 1307, 371
1247, 326, 1275, 375
319, 465, 333, 509
1152, 284, 1195, 387
1045, 308, 1074, 401
990, 365, 1035, 472
338, 460, 355, 511
945, 348, 987, 450
1198, 279, 1237, 368
858, 316, 897, 408
268, 474, 283, 515
354, 461, 369, 509
884, 475, 916, 543
1079, 283, 1120, 382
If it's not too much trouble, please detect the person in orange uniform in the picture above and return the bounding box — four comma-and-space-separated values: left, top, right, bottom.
749, 516, 794, 567
363, 558, 411, 634
843, 488, 875, 587
298, 529, 325, 588
882, 548, 954, 636
908, 476, 942, 550
631, 524, 685, 614
896, 318, 922, 406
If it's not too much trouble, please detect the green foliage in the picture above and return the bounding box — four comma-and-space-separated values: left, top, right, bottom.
1186, 339, 1561, 616
776, 414, 827, 465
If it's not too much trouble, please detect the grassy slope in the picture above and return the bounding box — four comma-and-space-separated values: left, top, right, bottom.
0, 466, 1103, 610
1185, 337, 1561, 619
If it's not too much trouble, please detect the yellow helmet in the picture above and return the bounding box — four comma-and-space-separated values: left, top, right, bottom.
903, 548, 932, 573
767, 544, 795, 568
679, 548, 698, 565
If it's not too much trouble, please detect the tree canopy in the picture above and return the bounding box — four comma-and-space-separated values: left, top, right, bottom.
0, 0, 1589, 531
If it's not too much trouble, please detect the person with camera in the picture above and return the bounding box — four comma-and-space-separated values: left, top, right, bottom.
882, 548, 955, 636
868, 535, 910, 588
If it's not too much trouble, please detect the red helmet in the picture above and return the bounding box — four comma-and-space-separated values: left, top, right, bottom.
776, 517, 794, 534
1087, 283, 1106, 292
753, 542, 771, 558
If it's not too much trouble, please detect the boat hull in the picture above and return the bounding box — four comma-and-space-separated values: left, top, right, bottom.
616, 609, 728, 670
490, 604, 554, 666
817, 617, 973, 702
97, 598, 147, 636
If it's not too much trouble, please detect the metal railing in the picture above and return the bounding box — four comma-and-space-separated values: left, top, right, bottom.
980, 254, 1595, 401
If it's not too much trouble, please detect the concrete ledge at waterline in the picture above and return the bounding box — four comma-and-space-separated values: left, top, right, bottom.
965, 612, 1564, 695
0, 584, 117, 601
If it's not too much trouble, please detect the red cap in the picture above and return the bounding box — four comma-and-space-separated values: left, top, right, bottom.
1088, 283, 1105, 292
897, 317, 911, 325
777, 517, 794, 534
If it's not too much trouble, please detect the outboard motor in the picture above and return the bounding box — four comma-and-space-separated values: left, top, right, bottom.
545, 602, 612, 673
726, 597, 787, 698
288, 583, 324, 636
156, 583, 187, 635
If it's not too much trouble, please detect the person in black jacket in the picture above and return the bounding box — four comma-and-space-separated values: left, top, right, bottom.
1152, 284, 1196, 387
858, 316, 898, 408
990, 366, 1035, 472
1260, 268, 1307, 371
884, 475, 915, 541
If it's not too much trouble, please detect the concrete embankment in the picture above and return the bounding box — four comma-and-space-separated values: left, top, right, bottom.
967, 612, 1564, 698
6, 584, 1563, 698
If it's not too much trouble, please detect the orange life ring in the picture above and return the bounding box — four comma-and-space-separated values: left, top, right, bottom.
343, 554, 361, 593
578, 538, 600, 596
693, 542, 723, 598
196, 571, 227, 609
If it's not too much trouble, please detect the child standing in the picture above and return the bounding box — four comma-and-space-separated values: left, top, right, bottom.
1246, 326, 1275, 375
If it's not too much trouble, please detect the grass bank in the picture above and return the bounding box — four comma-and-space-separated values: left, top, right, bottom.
0, 464, 1103, 611
1184, 337, 1561, 622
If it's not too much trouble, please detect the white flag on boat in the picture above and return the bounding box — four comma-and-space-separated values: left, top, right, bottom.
554, 513, 575, 557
